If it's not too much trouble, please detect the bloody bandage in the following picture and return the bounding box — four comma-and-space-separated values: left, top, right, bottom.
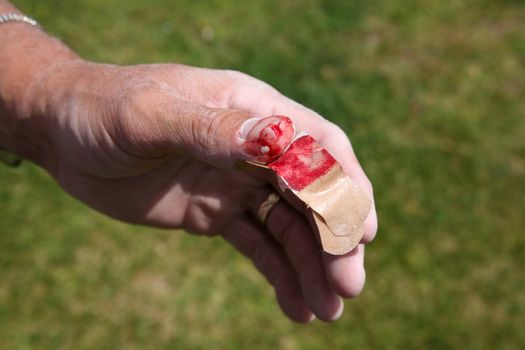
268, 135, 371, 255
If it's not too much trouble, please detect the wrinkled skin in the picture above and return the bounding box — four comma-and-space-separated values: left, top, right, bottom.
28, 60, 378, 322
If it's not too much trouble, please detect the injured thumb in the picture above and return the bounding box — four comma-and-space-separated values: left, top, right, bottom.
180, 108, 295, 167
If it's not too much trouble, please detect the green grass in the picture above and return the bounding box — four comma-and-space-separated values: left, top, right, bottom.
1, 0, 524, 348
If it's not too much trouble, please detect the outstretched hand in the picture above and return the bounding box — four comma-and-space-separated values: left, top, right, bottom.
27, 60, 378, 322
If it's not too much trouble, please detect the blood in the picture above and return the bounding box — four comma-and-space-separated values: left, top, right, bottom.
270, 123, 284, 138
242, 116, 294, 163
268, 135, 336, 191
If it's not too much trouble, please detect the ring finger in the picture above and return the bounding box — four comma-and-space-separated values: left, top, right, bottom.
250, 189, 344, 321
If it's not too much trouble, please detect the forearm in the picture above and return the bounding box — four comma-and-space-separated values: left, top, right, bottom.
0, 0, 78, 164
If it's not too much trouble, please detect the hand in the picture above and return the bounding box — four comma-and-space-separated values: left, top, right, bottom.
27, 60, 378, 322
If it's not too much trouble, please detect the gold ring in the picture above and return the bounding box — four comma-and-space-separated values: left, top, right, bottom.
257, 192, 281, 224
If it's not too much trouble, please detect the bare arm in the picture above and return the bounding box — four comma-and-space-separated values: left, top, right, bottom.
0, 0, 78, 165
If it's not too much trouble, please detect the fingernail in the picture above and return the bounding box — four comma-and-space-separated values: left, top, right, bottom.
329, 298, 344, 321
238, 117, 261, 141
239, 115, 295, 164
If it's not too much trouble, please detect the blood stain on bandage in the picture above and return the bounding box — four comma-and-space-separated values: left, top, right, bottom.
268, 135, 337, 191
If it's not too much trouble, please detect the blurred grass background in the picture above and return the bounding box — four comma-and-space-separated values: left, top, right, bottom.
1, 0, 524, 348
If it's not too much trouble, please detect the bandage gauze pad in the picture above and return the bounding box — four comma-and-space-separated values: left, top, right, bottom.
268, 135, 371, 255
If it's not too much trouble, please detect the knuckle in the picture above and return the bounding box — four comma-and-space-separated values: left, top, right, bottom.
251, 242, 280, 285
222, 69, 251, 82
203, 70, 249, 107
221, 70, 254, 94
188, 108, 234, 155
120, 85, 158, 115
222, 69, 282, 104
116, 86, 170, 145
251, 240, 270, 268
188, 111, 212, 152
295, 249, 320, 276
118, 87, 171, 135
267, 205, 293, 243
267, 209, 320, 273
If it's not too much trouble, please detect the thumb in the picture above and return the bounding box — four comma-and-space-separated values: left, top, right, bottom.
172, 107, 296, 167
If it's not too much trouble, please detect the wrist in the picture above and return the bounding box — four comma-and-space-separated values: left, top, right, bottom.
0, 12, 79, 167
